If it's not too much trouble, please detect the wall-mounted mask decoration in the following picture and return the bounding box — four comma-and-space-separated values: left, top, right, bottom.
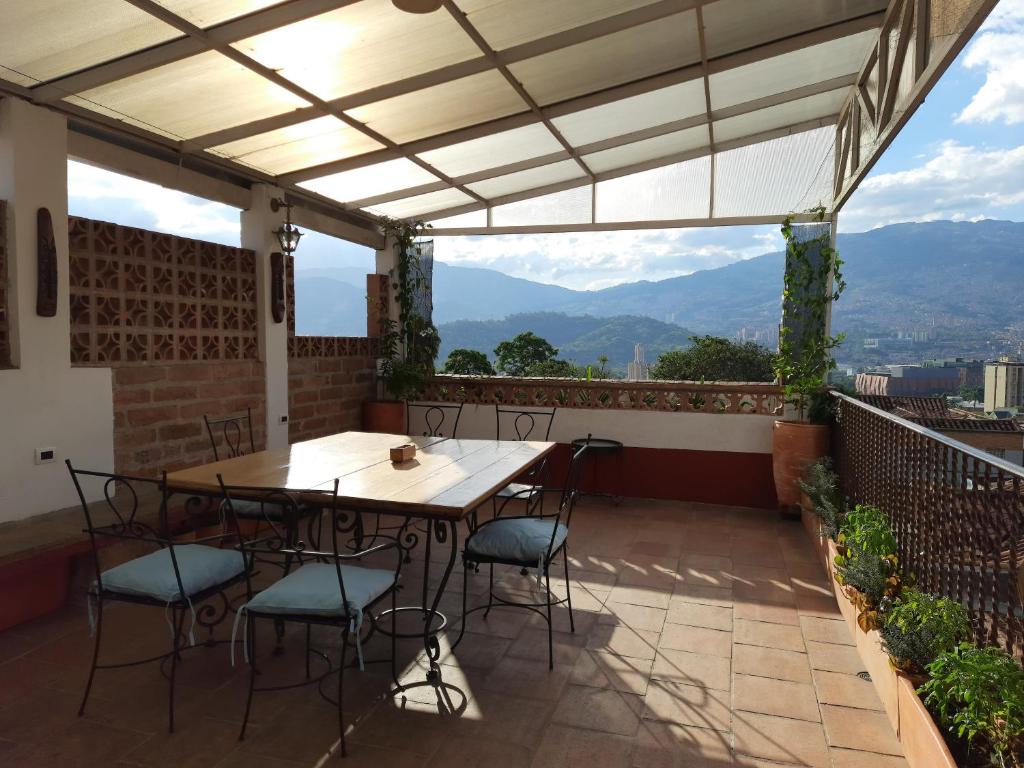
36, 207, 57, 317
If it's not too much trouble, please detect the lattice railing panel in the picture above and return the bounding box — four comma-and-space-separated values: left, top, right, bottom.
68, 217, 258, 366
834, 393, 1024, 659
422, 375, 782, 415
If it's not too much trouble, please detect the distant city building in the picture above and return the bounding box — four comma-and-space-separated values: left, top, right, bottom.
736, 326, 778, 347
984, 356, 1024, 411
627, 343, 650, 381
924, 358, 985, 389
855, 364, 961, 396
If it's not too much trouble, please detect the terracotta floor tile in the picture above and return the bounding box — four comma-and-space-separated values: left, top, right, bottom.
8, 718, 150, 767
346, 698, 460, 758
607, 585, 672, 610
800, 616, 854, 646
121, 715, 252, 767
812, 669, 884, 711
830, 747, 910, 767
427, 735, 534, 768
321, 743, 424, 767
732, 644, 812, 684
669, 584, 733, 610
531, 724, 634, 768
587, 624, 661, 661
661, 602, 732, 632
821, 705, 904, 756
460, 690, 555, 749
732, 710, 831, 768
733, 598, 801, 626
794, 593, 844, 619
658, 623, 732, 659
632, 720, 733, 768
733, 673, 821, 722
734, 619, 806, 653
642, 679, 731, 732
650, 648, 731, 691
599, 602, 668, 633
571, 649, 654, 696
506, 627, 587, 666
553, 685, 643, 736
481, 656, 571, 702
805, 640, 867, 675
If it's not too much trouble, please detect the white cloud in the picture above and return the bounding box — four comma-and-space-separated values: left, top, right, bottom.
68, 161, 241, 244
840, 140, 1024, 231
957, 0, 1024, 125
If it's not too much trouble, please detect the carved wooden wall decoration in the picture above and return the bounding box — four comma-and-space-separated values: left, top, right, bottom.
68, 217, 258, 366
270, 251, 286, 323
0, 201, 9, 367
36, 207, 58, 317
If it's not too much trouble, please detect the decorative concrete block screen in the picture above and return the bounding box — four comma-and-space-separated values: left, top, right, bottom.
0, 201, 9, 368
68, 216, 258, 365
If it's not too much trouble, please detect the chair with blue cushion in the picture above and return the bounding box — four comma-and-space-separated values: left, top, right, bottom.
218, 478, 402, 758
66, 461, 249, 733
492, 405, 557, 519
453, 438, 590, 670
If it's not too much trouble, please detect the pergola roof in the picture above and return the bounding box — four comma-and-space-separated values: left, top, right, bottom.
0, 0, 993, 239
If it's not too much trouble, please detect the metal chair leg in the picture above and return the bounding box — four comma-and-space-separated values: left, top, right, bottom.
305, 624, 312, 680
563, 548, 575, 633
240, 616, 257, 741
78, 596, 103, 717
338, 624, 349, 758
483, 563, 495, 619
451, 561, 471, 650
168, 606, 185, 733
544, 567, 554, 671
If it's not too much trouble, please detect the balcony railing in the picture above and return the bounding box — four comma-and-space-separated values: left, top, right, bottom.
834, 393, 1024, 658
423, 374, 783, 415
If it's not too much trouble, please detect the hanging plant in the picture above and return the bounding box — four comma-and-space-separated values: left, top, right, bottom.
773, 206, 846, 423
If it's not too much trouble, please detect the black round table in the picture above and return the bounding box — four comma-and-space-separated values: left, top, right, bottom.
572, 437, 624, 504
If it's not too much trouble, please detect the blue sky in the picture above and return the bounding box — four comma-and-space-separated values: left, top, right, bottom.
68, 0, 1023, 291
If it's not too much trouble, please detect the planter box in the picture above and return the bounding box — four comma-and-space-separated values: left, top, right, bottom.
819, 539, 956, 767
801, 504, 830, 572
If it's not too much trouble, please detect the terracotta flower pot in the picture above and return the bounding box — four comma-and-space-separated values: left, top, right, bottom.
362, 400, 405, 434
772, 420, 830, 511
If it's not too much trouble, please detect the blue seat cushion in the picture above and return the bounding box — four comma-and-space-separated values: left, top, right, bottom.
466, 518, 568, 564
244, 563, 396, 619
99, 545, 246, 602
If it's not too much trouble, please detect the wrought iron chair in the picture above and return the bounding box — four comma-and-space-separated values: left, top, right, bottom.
218, 478, 402, 758
66, 461, 249, 733
454, 437, 590, 670
493, 405, 557, 518
407, 401, 464, 438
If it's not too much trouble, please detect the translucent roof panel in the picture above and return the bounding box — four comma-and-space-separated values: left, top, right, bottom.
491, 185, 592, 227
713, 127, 835, 217
583, 126, 709, 174
508, 11, 701, 106
428, 209, 488, 228
701, 0, 887, 59
72, 50, 310, 140
595, 156, 712, 222
714, 88, 847, 143
466, 160, 585, 199
232, 0, 481, 102
457, 0, 660, 50
0, 0, 180, 87
159, 1, 284, 29
368, 189, 475, 219
417, 123, 564, 178
551, 80, 707, 147
208, 117, 385, 176
709, 30, 876, 111
299, 158, 440, 203
347, 70, 527, 144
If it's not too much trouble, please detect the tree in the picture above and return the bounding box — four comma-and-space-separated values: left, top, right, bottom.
526, 358, 581, 378
442, 348, 495, 376
651, 335, 776, 382
494, 331, 558, 376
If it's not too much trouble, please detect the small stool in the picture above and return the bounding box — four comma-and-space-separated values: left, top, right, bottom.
572, 437, 624, 505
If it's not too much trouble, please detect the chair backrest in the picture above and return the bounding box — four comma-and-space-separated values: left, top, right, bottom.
496, 406, 556, 442
217, 478, 359, 618
204, 406, 256, 461
557, 435, 591, 529
407, 401, 463, 438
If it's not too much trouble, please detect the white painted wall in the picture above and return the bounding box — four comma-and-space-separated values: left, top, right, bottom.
409, 402, 774, 454
0, 98, 114, 522
241, 184, 289, 450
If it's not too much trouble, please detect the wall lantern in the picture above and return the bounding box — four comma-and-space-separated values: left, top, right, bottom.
392, 0, 444, 13
270, 197, 303, 256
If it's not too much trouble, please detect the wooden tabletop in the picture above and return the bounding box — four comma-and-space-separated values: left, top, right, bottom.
165, 431, 556, 521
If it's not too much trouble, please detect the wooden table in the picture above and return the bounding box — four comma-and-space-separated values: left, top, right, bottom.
166, 430, 555, 692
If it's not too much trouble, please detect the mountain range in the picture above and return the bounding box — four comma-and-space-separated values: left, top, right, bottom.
293, 220, 1024, 368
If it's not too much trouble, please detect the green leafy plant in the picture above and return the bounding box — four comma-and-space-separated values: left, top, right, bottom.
880, 589, 972, 676
442, 348, 495, 376
773, 206, 846, 423
833, 504, 901, 630
798, 458, 845, 540
377, 217, 438, 400
494, 331, 559, 376
651, 335, 775, 382
920, 643, 1024, 767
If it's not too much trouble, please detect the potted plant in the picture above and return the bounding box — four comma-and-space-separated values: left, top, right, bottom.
832, 504, 901, 631
880, 589, 973, 681
772, 206, 846, 511
362, 218, 440, 434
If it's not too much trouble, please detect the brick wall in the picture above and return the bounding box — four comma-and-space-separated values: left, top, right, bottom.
288, 338, 377, 444
113, 361, 266, 475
